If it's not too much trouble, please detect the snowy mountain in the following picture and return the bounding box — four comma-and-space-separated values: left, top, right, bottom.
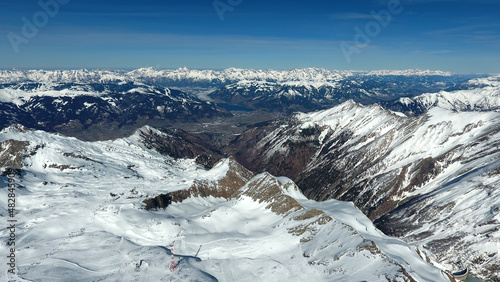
0, 82, 230, 140
207, 80, 343, 113
0, 68, 483, 145
231, 100, 500, 280
0, 68, 484, 137
2, 68, 499, 280
137, 126, 224, 169
0, 67, 354, 86
0, 67, 460, 84
464, 75, 500, 88
0, 126, 449, 281
383, 85, 500, 116
0, 67, 480, 96
0, 68, 351, 86
208, 72, 480, 112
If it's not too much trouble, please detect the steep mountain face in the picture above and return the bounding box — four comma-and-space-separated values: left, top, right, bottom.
232, 100, 500, 281
233, 173, 450, 281
143, 157, 254, 210
382, 85, 500, 116
134, 126, 224, 169
232, 100, 408, 201
0, 82, 230, 140
0, 126, 447, 281
0, 139, 30, 168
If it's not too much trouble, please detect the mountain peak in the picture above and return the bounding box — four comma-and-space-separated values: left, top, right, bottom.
236, 172, 305, 216
385, 85, 500, 115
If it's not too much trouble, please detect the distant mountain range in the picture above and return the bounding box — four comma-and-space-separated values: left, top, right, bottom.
0, 82, 230, 140
0, 67, 456, 86
0, 68, 491, 139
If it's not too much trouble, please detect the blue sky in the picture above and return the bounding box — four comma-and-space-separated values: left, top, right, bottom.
0, 0, 499, 73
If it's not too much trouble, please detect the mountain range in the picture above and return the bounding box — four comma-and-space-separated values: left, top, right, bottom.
1, 68, 500, 281
0, 67, 489, 141
0, 82, 230, 140
0, 125, 451, 281
0, 68, 456, 86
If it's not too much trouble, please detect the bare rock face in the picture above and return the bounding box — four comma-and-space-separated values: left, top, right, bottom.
230, 115, 320, 178
0, 140, 29, 168
137, 126, 224, 169
229, 172, 441, 282
143, 158, 254, 210
230, 101, 500, 281
171, 158, 254, 201
142, 194, 172, 210
236, 172, 304, 216
0, 137, 34, 168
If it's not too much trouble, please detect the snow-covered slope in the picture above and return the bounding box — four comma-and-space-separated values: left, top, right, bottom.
0, 126, 448, 281
233, 100, 500, 281
385, 85, 500, 115
464, 74, 500, 88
